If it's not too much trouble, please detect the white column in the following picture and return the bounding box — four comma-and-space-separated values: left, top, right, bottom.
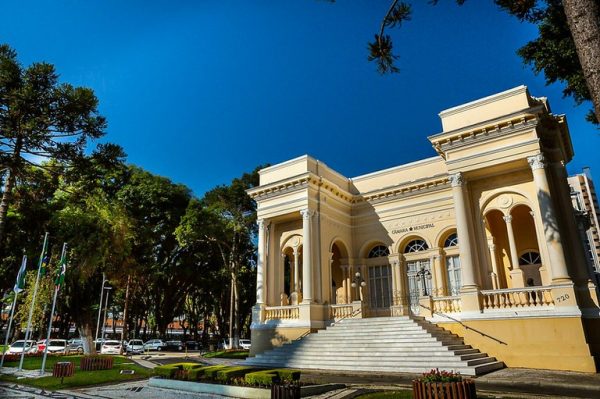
431, 253, 443, 296
293, 248, 299, 293
341, 265, 348, 304
503, 215, 525, 288
256, 219, 266, 305
488, 243, 500, 290
301, 209, 314, 303
449, 173, 478, 290
528, 154, 571, 283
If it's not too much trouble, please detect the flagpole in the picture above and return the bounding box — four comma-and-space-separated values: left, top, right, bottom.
0, 255, 25, 368
19, 232, 49, 371
40, 243, 66, 375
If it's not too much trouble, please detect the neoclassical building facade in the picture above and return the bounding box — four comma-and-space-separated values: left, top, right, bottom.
247, 86, 600, 372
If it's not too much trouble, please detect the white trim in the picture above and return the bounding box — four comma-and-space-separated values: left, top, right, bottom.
351, 156, 442, 181
438, 85, 528, 118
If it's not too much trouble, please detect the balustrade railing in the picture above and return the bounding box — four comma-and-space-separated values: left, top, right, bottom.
264, 305, 300, 320
432, 295, 461, 313
330, 304, 355, 319
480, 286, 554, 310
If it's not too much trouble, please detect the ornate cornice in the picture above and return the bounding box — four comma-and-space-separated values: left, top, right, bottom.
430, 110, 541, 159
354, 175, 451, 204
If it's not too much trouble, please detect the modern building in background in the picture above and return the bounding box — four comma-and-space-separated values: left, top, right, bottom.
568, 169, 600, 283
247, 86, 600, 373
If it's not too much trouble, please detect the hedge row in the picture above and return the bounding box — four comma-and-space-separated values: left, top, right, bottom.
154, 363, 301, 386
244, 369, 301, 386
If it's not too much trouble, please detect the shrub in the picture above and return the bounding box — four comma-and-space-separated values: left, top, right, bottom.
154, 362, 205, 379
215, 366, 255, 383
245, 369, 301, 386
419, 368, 462, 383
201, 365, 228, 379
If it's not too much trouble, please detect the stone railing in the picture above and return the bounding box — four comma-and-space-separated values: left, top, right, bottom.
432, 295, 461, 313
330, 301, 363, 320
480, 286, 554, 310
264, 305, 300, 320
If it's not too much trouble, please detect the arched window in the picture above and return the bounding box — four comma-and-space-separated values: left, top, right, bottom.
444, 233, 458, 248
368, 245, 390, 258
404, 239, 428, 253
366, 245, 391, 309
519, 251, 541, 265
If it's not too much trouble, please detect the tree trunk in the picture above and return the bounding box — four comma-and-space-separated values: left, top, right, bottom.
78, 323, 96, 355
563, 0, 600, 120
121, 275, 131, 343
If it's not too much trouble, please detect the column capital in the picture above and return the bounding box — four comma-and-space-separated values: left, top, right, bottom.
257, 219, 265, 229
300, 208, 315, 219
503, 214, 513, 223
488, 243, 496, 251
527, 153, 546, 171
449, 172, 465, 187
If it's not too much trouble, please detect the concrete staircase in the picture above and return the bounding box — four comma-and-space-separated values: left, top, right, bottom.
243, 316, 504, 376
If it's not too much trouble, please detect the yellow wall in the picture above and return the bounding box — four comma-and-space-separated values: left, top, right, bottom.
438, 317, 598, 372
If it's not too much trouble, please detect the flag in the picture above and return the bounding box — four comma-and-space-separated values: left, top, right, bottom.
13, 256, 27, 293
54, 250, 67, 288
40, 255, 49, 277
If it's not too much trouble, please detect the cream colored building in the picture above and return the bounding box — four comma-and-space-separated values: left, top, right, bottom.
247, 86, 600, 372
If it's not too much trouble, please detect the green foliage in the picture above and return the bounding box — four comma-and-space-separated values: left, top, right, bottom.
215, 366, 256, 383
14, 270, 54, 331
202, 350, 249, 359
419, 368, 463, 383
244, 369, 301, 386
0, 355, 151, 390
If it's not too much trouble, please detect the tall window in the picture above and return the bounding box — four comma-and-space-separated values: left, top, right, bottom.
367, 245, 391, 308
444, 233, 461, 296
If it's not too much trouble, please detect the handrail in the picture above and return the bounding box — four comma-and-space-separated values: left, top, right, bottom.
419, 303, 507, 345
335, 306, 362, 323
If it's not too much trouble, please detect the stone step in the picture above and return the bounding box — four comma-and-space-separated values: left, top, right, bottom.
257, 349, 489, 360
243, 359, 505, 376
244, 316, 504, 376
247, 356, 497, 368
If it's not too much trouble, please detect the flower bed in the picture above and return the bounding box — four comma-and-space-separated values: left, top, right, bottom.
412, 369, 476, 399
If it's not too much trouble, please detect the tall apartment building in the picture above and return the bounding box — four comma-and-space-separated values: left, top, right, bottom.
568, 168, 600, 282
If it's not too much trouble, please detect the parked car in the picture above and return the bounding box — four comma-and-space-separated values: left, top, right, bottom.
100, 340, 122, 355
239, 339, 251, 350
144, 339, 166, 351
7, 340, 37, 354
218, 338, 232, 350
164, 340, 184, 351
37, 339, 68, 354
185, 341, 201, 350
67, 338, 84, 354
125, 339, 145, 354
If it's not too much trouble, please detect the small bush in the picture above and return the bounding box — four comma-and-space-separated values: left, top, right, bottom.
201, 365, 228, 379
273, 368, 301, 382
215, 366, 255, 383
245, 370, 279, 386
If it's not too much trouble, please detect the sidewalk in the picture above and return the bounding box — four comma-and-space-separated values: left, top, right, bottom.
298, 367, 600, 398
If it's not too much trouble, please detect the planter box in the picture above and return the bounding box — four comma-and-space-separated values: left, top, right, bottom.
80, 356, 113, 371
412, 379, 477, 399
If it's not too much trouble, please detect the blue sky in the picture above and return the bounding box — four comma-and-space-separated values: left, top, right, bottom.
2, 1, 598, 195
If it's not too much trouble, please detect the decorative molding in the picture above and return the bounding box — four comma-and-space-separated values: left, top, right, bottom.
527, 154, 546, 171
449, 173, 465, 188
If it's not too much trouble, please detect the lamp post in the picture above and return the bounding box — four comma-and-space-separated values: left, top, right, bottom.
351, 271, 366, 301
101, 286, 112, 344
95, 274, 107, 342
416, 266, 432, 296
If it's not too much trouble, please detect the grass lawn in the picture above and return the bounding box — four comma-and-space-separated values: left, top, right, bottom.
202, 350, 249, 359
0, 355, 152, 390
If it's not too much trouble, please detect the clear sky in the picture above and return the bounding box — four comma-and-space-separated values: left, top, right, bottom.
2, 1, 598, 196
